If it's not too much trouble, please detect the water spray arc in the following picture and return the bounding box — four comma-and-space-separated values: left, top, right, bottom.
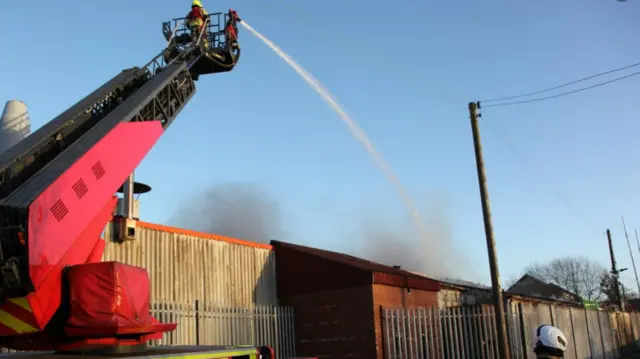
239, 21, 431, 254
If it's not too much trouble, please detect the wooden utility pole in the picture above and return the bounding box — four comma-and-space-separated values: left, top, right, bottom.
621, 217, 640, 296
607, 229, 624, 309
468, 101, 511, 359
635, 229, 640, 259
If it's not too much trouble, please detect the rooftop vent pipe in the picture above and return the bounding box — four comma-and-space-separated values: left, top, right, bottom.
113, 173, 151, 242
0, 100, 31, 154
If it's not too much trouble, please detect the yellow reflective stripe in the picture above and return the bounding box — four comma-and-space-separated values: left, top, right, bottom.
0, 309, 37, 334
8, 297, 31, 312
150, 349, 258, 359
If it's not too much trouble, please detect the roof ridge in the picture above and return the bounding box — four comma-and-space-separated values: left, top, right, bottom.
271, 240, 430, 278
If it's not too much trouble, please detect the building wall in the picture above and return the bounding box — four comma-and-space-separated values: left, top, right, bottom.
439, 288, 462, 307
372, 284, 439, 359
102, 222, 278, 307
439, 287, 494, 308
280, 285, 376, 359
272, 244, 371, 298
509, 297, 564, 326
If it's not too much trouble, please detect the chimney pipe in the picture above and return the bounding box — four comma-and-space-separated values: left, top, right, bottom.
113, 173, 137, 242
393, 265, 401, 269
122, 173, 134, 219
113, 176, 151, 242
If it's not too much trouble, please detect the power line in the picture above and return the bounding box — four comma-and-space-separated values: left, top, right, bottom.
481, 61, 640, 103
481, 70, 640, 108
479, 115, 601, 231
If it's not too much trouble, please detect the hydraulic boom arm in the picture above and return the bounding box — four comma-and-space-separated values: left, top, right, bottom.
0, 10, 241, 353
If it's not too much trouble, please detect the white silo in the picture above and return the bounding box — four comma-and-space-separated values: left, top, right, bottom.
0, 100, 32, 154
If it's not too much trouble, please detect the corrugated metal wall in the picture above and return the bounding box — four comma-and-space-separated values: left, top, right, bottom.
102, 222, 278, 307
381, 305, 640, 359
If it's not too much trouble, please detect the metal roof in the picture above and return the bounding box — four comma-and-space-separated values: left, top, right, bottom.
270, 240, 441, 291
507, 274, 582, 304
138, 221, 272, 250
437, 277, 492, 291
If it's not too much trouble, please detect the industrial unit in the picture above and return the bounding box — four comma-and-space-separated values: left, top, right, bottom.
270, 240, 442, 359
100, 220, 452, 359
99, 221, 292, 356
103, 221, 278, 307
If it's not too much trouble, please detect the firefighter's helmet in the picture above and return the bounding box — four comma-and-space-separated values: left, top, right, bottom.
533, 325, 568, 358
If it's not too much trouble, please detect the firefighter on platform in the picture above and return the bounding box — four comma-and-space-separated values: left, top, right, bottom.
186, 0, 209, 52
225, 9, 241, 50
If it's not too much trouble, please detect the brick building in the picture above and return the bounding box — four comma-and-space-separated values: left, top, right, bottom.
507, 274, 582, 304
271, 240, 441, 359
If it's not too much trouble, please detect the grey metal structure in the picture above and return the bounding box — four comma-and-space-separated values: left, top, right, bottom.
4, 61, 195, 205
0, 50, 198, 300
0, 101, 31, 155
102, 223, 278, 307
0, 69, 140, 199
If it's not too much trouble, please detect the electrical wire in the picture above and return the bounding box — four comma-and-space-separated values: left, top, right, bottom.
481, 61, 640, 103
480, 115, 602, 231
481, 70, 640, 108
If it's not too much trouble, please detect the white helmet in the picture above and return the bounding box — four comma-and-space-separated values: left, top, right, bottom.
533, 325, 568, 357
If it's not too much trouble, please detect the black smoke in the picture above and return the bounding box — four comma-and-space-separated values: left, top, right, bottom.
170, 183, 477, 281
352, 193, 476, 281
169, 182, 282, 244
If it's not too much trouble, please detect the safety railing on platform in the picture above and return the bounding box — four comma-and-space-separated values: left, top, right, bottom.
382, 305, 640, 359
162, 12, 230, 52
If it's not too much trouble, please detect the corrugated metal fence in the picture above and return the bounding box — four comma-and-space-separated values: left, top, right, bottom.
1, 302, 296, 359
382, 305, 640, 359
152, 302, 296, 359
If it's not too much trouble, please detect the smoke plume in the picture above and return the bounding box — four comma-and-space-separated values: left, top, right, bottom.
170, 183, 477, 282
170, 182, 282, 244
353, 194, 474, 281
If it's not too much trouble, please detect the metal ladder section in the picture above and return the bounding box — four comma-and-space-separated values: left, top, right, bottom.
0, 47, 200, 298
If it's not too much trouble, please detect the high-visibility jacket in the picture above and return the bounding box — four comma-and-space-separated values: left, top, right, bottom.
186, 6, 208, 28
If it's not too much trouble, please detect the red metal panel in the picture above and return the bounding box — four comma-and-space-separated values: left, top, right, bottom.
407, 275, 441, 291
273, 241, 442, 297
373, 272, 440, 291
281, 286, 376, 358
29, 196, 118, 332
85, 235, 106, 264
372, 272, 406, 288
273, 245, 370, 298
26, 120, 164, 331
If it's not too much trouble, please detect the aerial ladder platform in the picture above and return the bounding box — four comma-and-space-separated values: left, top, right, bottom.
0, 9, 273, 359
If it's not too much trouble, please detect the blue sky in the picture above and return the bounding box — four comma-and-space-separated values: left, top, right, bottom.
1, 0, 640, 287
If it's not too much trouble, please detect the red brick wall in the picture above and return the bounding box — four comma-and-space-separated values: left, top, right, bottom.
280, 285, 376, 359
372, 284, 439, 359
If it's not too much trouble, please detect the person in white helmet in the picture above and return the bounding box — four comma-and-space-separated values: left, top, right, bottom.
533, 324, 568, 358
